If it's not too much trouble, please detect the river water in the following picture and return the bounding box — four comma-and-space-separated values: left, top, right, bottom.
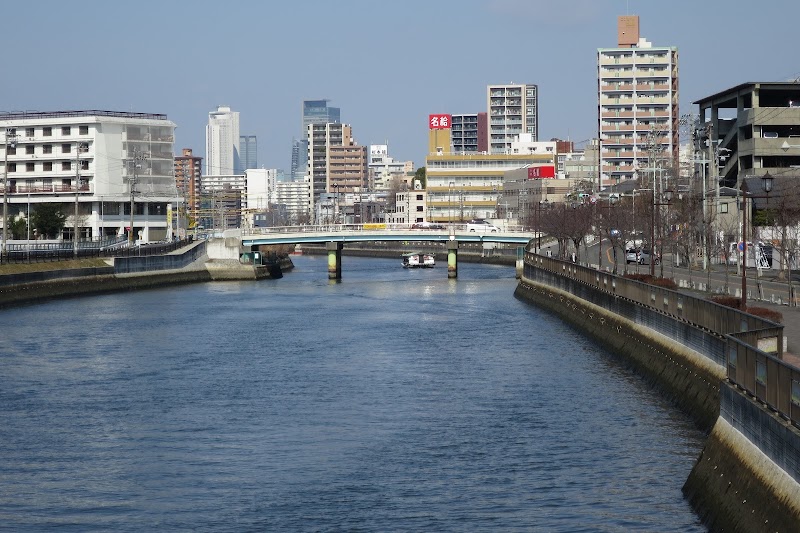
0, 255, 706, 531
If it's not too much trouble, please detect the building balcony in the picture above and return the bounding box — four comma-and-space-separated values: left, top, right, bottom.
1, 182, 93, 195
636, 83, 671, 92
600, 83, 635, 92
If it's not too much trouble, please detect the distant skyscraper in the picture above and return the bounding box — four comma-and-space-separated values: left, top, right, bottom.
487, 84, 538, 154
597, 15, 679, 187
238, 135, 257, 172
292, 100, 341, 179
206, 105, 240, 175
302, 99, 340, 132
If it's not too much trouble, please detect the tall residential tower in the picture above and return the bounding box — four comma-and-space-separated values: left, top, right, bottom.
487, 84, 538, 154
291, 99, 341, 180
597, 15, 679, 188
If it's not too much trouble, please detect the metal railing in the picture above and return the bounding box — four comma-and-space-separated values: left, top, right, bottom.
523, 251, 800, 428
0, 237, 195, 265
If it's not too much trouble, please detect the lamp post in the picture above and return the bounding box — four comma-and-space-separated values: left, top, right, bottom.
740, 173, 774, 310
3, 128, 18, 256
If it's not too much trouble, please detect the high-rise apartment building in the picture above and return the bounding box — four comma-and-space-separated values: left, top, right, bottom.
174, 148, 203, 229
307, 123, 367, 221
597, 15, 679, 188
291, 100, 341, 180
487, 84, 539, 154
206, 105, 240, 176
451, 113, 489, 154
238, 135, 257, 173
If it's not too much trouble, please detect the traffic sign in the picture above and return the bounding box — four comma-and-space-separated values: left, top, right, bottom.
737, 241, 745, 252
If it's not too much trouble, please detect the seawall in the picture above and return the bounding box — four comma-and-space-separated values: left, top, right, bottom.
516, 258, 800, 530
683, 384, 800, 531
514, 277, 724, 430
0, 254, 294, 309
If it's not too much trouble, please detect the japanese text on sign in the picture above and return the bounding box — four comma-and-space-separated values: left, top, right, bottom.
429, 114, 452, 129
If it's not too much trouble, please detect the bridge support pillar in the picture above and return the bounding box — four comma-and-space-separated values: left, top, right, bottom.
327, 241, 342, 280
447, 240, 458, 279
516, 246, 525, 279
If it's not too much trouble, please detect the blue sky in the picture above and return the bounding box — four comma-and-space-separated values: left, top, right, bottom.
3, 1, 799, 171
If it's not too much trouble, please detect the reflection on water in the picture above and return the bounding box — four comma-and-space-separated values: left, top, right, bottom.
0, 256, 705, 531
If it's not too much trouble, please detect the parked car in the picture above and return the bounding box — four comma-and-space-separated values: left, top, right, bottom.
625, 248, 639, 264
411, 222, 445, 230
636, 248, 660, 265
466, 219, 499, 233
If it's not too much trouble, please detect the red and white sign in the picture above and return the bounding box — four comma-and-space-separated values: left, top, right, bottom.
527, 166, 556, 179
429, 114, 452, 129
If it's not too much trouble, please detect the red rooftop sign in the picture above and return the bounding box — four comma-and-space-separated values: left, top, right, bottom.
429, 114, 452, 129
527, 166, 556, 179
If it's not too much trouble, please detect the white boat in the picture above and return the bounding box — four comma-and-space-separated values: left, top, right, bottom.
402, 252, 435, 268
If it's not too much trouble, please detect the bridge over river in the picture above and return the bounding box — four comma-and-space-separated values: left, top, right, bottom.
236, 223, 536, 279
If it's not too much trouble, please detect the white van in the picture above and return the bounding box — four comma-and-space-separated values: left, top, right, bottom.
466, 219, 499, 233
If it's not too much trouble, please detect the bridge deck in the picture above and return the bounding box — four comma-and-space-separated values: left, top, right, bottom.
240, 224, 535, 247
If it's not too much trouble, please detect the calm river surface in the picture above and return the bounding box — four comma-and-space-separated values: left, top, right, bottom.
0, 255, 706, 531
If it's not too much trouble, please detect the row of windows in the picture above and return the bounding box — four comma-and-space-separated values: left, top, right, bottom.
6, 125, 89, 137
4, 161, 88, 172
7, 143, 85, 155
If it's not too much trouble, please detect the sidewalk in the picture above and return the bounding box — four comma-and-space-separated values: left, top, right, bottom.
666, 267, 800, 367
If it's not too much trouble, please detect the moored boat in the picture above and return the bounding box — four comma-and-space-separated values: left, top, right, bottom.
402, 252, 435, 268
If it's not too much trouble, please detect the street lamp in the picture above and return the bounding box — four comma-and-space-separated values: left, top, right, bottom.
740, 173, 774, 310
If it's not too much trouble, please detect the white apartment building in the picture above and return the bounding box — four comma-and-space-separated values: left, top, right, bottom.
275, 178, 312, 224
385, 187, 427, 225
597, 15, 679, 187
368, 144, 413, 192
206, 105, 240, 176
487, 83, 539, 154
0, 110, 176, 243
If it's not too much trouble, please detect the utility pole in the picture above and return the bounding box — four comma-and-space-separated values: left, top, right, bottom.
127, 149, 144, 245
3, 128, 18, 255
74, 142, 88, 258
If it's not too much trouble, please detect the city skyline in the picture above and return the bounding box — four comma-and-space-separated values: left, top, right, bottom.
2, 1, 799, 172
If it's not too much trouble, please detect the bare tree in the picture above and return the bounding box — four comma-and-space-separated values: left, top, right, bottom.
756, 180, 800, 305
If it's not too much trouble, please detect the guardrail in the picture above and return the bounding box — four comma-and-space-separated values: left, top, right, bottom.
523, 251, 799, 428
0, 238, 195, 265
245, 223, 531, 235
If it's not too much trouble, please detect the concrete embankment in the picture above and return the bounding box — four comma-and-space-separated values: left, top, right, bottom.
0, 255, 294, 308
515, 271, 800, 530
0, 269, 212, 308
514, 276, 725, 430
683, 398, 800, 531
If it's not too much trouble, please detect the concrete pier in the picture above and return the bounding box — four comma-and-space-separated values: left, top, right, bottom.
327, 241, 342, 280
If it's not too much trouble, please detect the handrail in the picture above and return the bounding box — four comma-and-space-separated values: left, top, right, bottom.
523, 251, 799, 428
